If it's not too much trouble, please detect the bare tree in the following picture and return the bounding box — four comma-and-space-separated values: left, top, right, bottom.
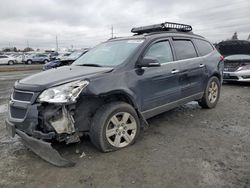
232, 32, 238, 40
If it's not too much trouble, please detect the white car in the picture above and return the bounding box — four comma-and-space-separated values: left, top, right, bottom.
0, 55, 17, 65
223, 54, 250, 82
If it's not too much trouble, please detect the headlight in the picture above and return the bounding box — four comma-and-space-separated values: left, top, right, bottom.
38, 80, 89, 103
237, 64, 250, 71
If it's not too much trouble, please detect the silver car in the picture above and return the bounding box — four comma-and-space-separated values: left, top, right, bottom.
223, 54, 250, 82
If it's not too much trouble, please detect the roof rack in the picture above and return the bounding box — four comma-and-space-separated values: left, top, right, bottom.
131, 22, 192, 34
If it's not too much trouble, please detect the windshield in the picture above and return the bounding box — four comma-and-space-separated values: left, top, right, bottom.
73, 39, 144, 67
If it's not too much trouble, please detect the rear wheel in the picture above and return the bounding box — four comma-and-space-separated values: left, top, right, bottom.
90, 102, 140, 152
199, 76, 220, 108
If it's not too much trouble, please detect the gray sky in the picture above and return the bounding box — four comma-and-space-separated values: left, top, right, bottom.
0, 0, 250, 49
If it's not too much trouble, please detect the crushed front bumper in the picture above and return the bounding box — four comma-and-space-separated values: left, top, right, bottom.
5, 119, 75, 167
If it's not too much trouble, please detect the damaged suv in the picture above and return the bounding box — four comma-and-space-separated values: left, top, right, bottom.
6, 22, 223, 167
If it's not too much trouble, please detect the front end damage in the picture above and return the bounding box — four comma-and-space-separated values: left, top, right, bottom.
6, 80, 90, 167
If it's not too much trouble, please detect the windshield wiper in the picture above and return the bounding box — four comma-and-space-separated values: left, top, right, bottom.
78, 64, 103, 67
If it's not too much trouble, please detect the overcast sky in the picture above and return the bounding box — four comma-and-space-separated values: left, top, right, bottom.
0, 0, 250, 50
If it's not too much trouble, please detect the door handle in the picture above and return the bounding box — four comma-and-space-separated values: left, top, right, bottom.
171, 69, 180, 74
199, 64, 205, 68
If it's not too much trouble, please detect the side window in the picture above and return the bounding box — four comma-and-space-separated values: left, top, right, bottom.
193, 39, 214, 56
173, 40, 197, 60
144, 41, 173, 64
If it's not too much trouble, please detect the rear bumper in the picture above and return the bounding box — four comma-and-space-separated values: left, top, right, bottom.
5, 119, 75, 167
223, 70, 250, 82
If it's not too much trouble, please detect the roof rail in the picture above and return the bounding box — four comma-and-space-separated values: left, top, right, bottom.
131, 22, 192, 34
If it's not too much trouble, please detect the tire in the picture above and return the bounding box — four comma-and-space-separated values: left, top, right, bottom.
198, 76, 221, 108
8, 60, 14, 65
44, 59, 49, 64
90, 102, 140, 152
27, 60, 32, 65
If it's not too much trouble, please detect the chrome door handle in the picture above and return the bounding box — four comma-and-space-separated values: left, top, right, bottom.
171, 69, 180, 74
199, 64, 205, 68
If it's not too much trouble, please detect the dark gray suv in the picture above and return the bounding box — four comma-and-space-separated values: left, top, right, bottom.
6, 22, 224, 166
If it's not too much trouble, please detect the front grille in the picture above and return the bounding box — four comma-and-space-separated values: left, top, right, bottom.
224, 62, 241, 72
12, 90, 34, 102
10, 106, 27, 119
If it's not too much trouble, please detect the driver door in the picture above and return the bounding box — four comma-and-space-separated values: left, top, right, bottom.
135, 39, 181, 118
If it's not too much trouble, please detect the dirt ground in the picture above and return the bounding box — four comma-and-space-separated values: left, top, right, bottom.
0, 70, 249, 188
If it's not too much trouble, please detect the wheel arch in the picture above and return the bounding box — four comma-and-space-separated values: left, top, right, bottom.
74, 90, 148, 132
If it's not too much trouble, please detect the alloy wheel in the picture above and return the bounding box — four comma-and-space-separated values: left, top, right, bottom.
106, 112, 137, 148
208, 81, 218, 103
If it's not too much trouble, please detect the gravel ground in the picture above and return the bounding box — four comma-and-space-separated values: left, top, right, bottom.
0, 70, 249, 188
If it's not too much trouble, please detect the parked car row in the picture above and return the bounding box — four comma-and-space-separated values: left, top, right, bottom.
0, 50, 89, 66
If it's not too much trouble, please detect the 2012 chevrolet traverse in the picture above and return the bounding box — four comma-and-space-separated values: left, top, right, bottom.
6, 22, 223, 166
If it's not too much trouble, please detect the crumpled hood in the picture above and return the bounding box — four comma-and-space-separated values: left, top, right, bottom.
15, 65, 113, 92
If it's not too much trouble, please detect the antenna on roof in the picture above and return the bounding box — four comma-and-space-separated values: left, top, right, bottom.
131, 22, 192, 34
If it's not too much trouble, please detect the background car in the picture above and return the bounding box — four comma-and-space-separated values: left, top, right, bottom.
62, 50, 88, 62
13, 54, 24, 64
43, 50, 88, 70
0, 55, 17, 65
56, 52, 71, 60
24, 53, 50, 64
223, 54, 250, 82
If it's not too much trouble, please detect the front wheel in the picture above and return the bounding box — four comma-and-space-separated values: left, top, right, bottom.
44, 59, 49, 64
199, 76, 221, 108
90, 102, 140, 152
8, 60, 14, 65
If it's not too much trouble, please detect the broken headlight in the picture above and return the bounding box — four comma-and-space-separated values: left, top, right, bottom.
38, 80, 89, 103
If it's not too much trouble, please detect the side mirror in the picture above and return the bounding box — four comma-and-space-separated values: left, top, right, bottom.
138, 57, 160, 68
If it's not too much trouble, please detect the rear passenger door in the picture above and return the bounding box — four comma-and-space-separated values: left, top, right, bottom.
172, 38, 205, 98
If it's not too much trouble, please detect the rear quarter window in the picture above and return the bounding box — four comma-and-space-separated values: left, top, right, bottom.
173, 40, 197, 60
193, 39, 214, 56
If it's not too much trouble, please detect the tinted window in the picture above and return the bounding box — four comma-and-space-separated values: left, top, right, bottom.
144, 41, 173, 64
193, 39, 214, 56
173, 40, 197, 60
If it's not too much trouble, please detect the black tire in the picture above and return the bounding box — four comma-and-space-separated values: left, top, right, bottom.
8, 60, 14, 65
199, 76, 221, 108
27, 60, 32, 65
90, 102, 140, 152
43, 59, 49, 64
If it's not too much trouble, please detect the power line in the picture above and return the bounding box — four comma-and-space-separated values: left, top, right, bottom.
56, 35, 59, 51
111, 25, 114, 39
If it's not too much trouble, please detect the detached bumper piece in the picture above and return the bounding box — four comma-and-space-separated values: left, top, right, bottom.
16, 129, 75, 167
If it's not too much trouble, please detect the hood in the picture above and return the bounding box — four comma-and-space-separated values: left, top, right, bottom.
15, 65, 113, 92
225, 54, 250, 61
